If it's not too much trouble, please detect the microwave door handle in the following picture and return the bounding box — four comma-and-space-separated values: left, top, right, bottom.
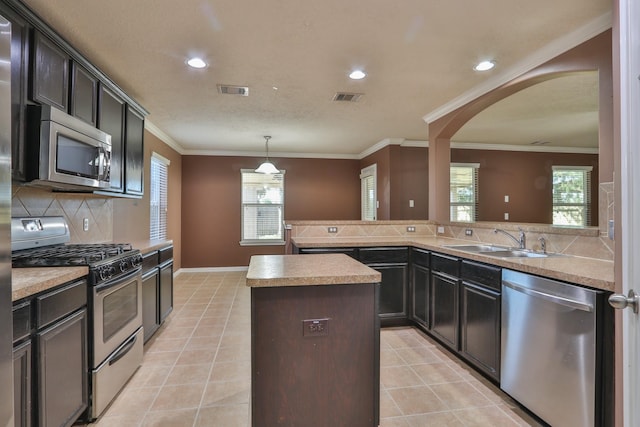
98, 147, 110, 181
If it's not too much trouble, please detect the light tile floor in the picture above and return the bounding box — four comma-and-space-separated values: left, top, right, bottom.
90, 271, 545, 427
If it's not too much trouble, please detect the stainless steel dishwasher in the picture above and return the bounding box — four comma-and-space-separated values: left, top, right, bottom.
501, 269, 605, 427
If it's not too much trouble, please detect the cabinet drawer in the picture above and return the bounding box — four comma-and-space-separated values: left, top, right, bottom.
159, 246, 173, 264
461, 260, 501, 291
431, 253, 459, 276
36, 280, 87, 329
13, 301, 31, 344
359, 247, 408, 264
411, 248, 430, 268
142, 250, 159, 273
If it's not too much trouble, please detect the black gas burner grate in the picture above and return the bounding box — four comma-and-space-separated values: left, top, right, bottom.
12, 243, 134, 267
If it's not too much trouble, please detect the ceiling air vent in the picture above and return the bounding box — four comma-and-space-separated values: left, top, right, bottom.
217, 85, 249, 96
332, 92, 363, 102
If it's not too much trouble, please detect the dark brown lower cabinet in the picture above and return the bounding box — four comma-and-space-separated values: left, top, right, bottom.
37, 308, 88, 427
411, 263, 430, 328
251, 283, 380, 427
142, 268, 160, 342
460, 282, 501, 380
159, 260, 173, 322
430, 271, 459, 350
13, 340, 31, 427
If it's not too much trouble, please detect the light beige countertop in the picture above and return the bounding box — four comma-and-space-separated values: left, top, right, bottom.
246, 254, 382, 288
128, 239, 173, 254
12, 267, 89, 302
292, 236, 615, 292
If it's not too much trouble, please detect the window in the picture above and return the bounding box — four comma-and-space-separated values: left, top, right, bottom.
241, 170, 285, 245
450, 163, 479, 222
360, 164, 377, 221
150, 152, 169, 240
552, 166, 592, 226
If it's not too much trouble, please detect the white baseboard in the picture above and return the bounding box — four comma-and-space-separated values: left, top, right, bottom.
174, 266, 249, 276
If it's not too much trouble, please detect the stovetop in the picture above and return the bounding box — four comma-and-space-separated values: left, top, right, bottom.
12, 243, 136, 267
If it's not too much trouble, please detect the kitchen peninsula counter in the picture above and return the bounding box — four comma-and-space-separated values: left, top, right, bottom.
247, 254, 381, 427
291, 236, 614, 292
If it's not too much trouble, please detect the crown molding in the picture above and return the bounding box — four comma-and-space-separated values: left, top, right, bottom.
145, 121, 186, 155
451, 141, 599, 154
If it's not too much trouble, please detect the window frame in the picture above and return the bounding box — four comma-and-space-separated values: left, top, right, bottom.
149, 152, 170, 240
240, 169, 286, 246
360, 164, 377, 221
449, 163, 479, 223
551, 165, 592, 227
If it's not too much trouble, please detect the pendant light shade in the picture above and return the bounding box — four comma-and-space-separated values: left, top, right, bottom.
255, 136, 280, 174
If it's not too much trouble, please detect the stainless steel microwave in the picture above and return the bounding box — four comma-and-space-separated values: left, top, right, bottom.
26, 105, 111, 190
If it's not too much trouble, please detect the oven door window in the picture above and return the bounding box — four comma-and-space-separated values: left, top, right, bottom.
56, 134, 102, 179
102, 281, 138, 341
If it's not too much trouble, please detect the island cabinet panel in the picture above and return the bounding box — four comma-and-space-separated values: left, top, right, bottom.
251, 283, 380, 427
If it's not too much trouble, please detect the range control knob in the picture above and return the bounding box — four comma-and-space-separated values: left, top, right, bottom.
131, 255, 142, 268
119, 260, 129, 272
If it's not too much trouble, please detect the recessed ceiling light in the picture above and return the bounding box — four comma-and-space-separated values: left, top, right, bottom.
473, 60, 495, 71
349, 70, 366, 80
187, 57, 207, 69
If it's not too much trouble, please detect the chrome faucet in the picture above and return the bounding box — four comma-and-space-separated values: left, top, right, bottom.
538, 236, 547, 254
494, 227, 526, 249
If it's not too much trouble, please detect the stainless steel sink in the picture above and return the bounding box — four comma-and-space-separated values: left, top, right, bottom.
444, 244, 561, 258
484, 249, 549, 258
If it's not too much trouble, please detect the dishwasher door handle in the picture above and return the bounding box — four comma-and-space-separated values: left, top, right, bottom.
503, 280, 594, 312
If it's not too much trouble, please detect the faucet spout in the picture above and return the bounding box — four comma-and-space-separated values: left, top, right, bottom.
494, 228, 526, 249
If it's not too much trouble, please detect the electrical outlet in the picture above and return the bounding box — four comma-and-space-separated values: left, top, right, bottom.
303, 319, 329, 337
406, 226, 416, 232
437, 226, 445, 234
328, 227, 338, 233
83, 218, 89, 232
465, 228, 473, 236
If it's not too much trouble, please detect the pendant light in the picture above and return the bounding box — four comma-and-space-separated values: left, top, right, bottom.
255, 136, 280, 174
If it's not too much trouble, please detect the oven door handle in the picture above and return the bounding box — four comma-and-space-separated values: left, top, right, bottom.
108, 332, 138, 366
94, 267, 142, 293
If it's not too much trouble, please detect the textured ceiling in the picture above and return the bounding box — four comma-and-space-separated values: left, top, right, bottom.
21, 0, 611, 157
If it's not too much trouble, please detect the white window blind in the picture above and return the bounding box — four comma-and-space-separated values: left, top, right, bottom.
360, 164, 377, 221
450, 163, 479, 222
150, 153, 170, 240
552, 166, 592, 226
241, 170, 285, 245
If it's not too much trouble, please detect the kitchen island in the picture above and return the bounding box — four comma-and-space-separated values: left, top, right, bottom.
246, 254, 381, 427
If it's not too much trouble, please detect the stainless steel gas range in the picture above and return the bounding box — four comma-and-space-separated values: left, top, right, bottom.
12, 216, 144, 421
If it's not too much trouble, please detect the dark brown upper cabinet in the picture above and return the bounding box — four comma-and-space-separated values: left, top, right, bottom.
70, 62, 97, 126
125, 106, 144, 196
2, 3, 30, 181
31, 31, 69, 111
97, 85, 125, 192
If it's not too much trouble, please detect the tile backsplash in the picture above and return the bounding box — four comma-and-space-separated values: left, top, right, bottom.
11, 185, 113, 243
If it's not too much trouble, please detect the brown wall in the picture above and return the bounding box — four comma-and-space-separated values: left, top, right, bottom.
360, 145, 429, 221
181, 156, 360, 268
113, 130, 183, 269
389, 146, 429, 220
452, 149, 599, 225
